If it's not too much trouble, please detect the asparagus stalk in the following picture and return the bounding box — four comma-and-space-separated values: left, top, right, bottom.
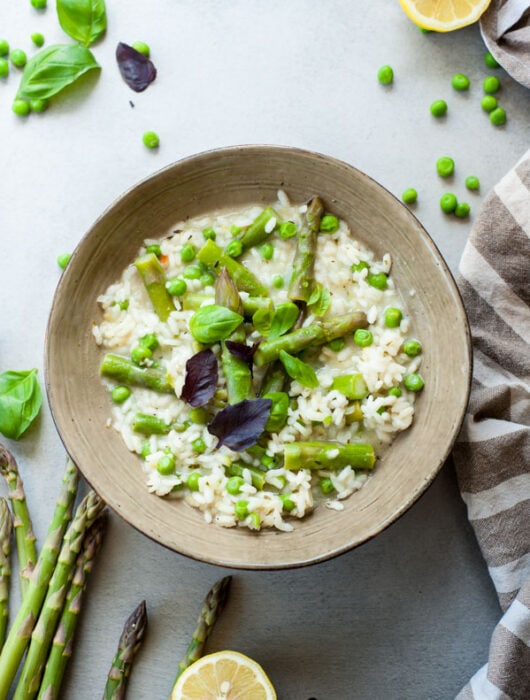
0, 497, 12, 649
258, 360, 288, 395
0, 444, 38, 597
100, 354, 173, 393
237, 207, 279, 251
103, 600, 148, 700
287, 196, 324, 304
134, 253, 175, 321
36, 510, 107, 700
254, 312, 367, 367
197, 239, 269, 296
0, 477, 103, 698
283, 441, 376, 471
173, 575, 232, 685
16, 511, 108, 700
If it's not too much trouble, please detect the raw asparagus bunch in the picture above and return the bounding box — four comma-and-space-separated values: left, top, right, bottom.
103, 599, 148, 700
0, 497, 12, 648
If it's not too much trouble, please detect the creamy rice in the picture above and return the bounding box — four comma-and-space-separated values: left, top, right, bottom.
93, 191, 423, 531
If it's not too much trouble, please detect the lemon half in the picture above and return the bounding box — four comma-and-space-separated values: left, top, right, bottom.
399, 0, 492, 32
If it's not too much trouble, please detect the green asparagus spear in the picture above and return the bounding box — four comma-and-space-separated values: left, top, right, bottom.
197, 239, 269, 296
331, 374, 369, 400
287, 196, 324, 304
100, 354, 173, 393
103, 600, 148, 700
173, 575, 232, 685
257, 361, 288, 395
237, 207, 279, 251
0, 444, 37, 597
132, 413, 172, 435
226, 462, 266, 489
16, 511, 108, 700
134, 253, 175, 321
37, 512, 108, 700
0, 497, 12, 649
283, 441, 376, 471
254, 312, 367, 366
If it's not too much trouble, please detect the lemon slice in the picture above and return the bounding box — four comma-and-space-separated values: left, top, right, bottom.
171, 650, 277, 700
399, 0, 492, 32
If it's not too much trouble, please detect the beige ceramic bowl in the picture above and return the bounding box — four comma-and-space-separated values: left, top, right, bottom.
45, 145, 471, 569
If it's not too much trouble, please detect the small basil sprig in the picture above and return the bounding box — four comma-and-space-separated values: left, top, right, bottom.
307, 283, 331, 317
268, 302, 299, 340
189, 305, 243, 344
17, 44, 100, 101
279, 350, 319, 389
0, 369, 42, 440
57, 0, 107, 47
263, 391, 289, 432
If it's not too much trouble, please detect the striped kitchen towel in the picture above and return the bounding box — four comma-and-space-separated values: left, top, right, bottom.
453, 151, 530, 700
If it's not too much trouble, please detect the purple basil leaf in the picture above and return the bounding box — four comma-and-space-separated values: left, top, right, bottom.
224, 341, 258, 376
208, 398, 272, 451
116, 42, 157, 92
180, 349, 218, 407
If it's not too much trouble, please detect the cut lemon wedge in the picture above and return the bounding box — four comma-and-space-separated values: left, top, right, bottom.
399, 0, 492, 32
171, 650, 277, 700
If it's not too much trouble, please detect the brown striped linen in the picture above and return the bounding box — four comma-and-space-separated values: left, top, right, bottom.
453, 150, 530, 700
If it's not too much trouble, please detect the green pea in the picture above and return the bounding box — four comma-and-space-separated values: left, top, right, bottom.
12, 99, 30, 117
249, 512, 261, 529
483, 76, 500, 94
139, 333, 159, 351
384, 307, 403, 328
157, 454, 176, 475
10, 49, 27, 68
234, 499, 249, 519
403, 373, 425, 392
352, 260, 369, 274
31, 0, 47, 7
226, 476, 245, 495
436, 156, 455, 178
57, 253, 72, 269
0, 58, 8, 78
272, 274, 284, 289
131, 345, 152, 365
111, 385, 131, 404
278, 221, 297, 238
200, 272, 215, 287
132, 41, 150, 57
192, 437, 206, 454
180, 243, 196, 263
29, 98, 49, 113
465, 176, 480, 191
145, 243, 162, 257
377, 65, 394, 85
280, 494, 295, 512
202, 227, 216, 241
451, 73, 470, 91
327, 337, 345, 352
260, 242, 274, 260
166, 277, 187, 296
489, 107, 506, 126
225, 239, 243, 258
387, 387, 402, 398
230, 224, 242, 237
0, 39, 9, 56
320, 477, 335, 495
189, 407, 208, 424
353, 329, 373, 347
484, 51, 500, 69
481, 95, 498, 113
31, 32, 45, 47
430, 99, 447, 117
403, 339, 422, 357
401, 188, 417, 205
319, 214, 339, 233
367, 272, 388, 290
182, 265, 202, 279
440, 193, 458, 213
187, 472, 201, 491
454, 202, 470, 218
142, 130, 160, 149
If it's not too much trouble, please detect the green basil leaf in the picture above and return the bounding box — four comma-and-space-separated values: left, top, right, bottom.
307, 284, 322, 306
268, 302, 299, 340
57, 0, 107, 47
278, 350, 319, 389
0, 369, 42, 440
252, 307, 273, 336
17, 44, 101, 100
263, 391, 289, 432
189, 305, 243, 344
308, 284, 331, 317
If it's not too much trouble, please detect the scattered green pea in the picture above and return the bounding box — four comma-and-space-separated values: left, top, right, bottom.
377, 65, 394, 85
200, 272, 215, 287
111, 385, 131, 404
367, 272, 388, 290
132, 41, 150, 57
180, 243, 196, 263
225, 239, 243, 258
226, 476, 245, 495
157, 454, 175, 475
451, 73, 470, 91
387, 387, 402, 398
31, 0, 47, 7
430, 99, 447, 117
142, 130, 160, 149
260, 242, 274, 260
454, 201, 470, 218
481, 95, 498, 112
230, 224, 242, 237
0, 39, 9, 56
249, 512, 261, 529
352, 260, 369, 274
403, 339, 422, 357
319, 214, 339, 233
10, 49, 27, 68
187, 472, 201, 491
436, 156, 455, 178
182, 265, 202, 280
353, 329, 373, 347
234, 499, 249, 519
401, 188, 417, 205
166, 277, 187, 296
131, 345, 152, 365
29, 98, 49, 113
57, 253, 72, 269
403, 373, 425, 392
465, 176, 480, 191
260, 454, 275, 470
192, 437, 206, 454
12, 98, 31, 116
189, 407, 208, 424
272, 274, 284, 289
484, 51, 500, 69
384, 307, 403, 328
328, 337, 346, 352
440, 193, 458, 213
319, 477, 335, 495
139, 333, 159, 351
0, 58, 8, 78
202, 227, 216, 241
280, 494, 295, 512
31, 32, 45, 47
278, 221, 297, 239
483, 76, 500, 94
490, 107, 506, 126
145, 243, 162, 257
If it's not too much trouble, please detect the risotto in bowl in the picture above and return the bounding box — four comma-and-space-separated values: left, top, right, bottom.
45, 145, 471, 569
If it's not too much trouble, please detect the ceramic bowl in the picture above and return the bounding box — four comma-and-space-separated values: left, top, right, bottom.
45, 145, 471, 569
